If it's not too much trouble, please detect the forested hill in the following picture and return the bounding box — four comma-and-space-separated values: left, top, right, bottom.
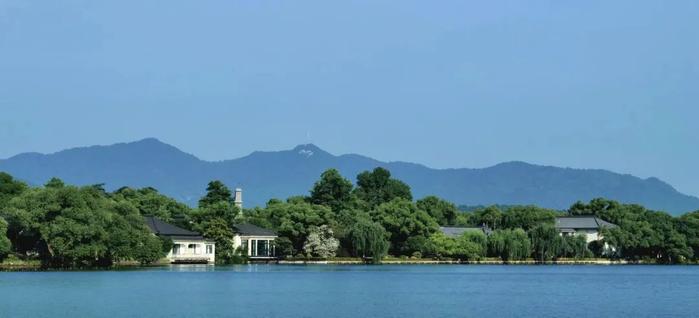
1, 138, 697, 214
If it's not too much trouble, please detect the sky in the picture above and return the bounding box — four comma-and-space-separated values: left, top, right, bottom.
0, 0, 698, 196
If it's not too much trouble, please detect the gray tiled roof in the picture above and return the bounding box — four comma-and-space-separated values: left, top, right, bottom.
233, 223, 277, 236
440, 226, 488, 238
143, 216, 203, 239
555, 216, 617, 230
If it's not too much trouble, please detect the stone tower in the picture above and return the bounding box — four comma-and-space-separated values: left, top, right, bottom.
234, 188, 243, 210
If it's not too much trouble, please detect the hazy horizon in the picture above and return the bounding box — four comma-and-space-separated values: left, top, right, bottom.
1, 1, 697, 196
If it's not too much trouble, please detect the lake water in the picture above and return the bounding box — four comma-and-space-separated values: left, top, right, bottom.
1, 265, 698, 317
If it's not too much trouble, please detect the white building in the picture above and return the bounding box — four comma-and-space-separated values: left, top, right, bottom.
555, 216, 617, 243
144, 216, 216, 264
232, 224, 278, 259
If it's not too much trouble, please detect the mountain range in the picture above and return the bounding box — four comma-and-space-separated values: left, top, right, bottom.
1, 138, 697, 215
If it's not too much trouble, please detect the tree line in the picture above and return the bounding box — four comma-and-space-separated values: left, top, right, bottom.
1, 168, 699, 267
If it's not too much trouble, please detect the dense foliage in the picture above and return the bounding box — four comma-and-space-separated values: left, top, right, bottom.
2, 168, 699, 267
348, 218, 389, 263
0, 217, 11, 261
0, 181, 165, 267
354, 168, 412, 208
488, 229, 530, 262
570, 198, 694, 263
310, 169, 353, 212
111, 186, 193, 228
417, 196, 459, 226
429, 231, 486, 261
192, 181, 244, 264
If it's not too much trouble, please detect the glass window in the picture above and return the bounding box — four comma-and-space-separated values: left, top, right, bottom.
206, 245, 213, 254
173, 244, 181, 255
257, 240, 269, 257
241, 240, 248, 254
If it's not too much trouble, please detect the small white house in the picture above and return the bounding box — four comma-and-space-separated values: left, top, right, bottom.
232, 224, 278, 259
555, 216, 617, 243
144, 217, 216, 264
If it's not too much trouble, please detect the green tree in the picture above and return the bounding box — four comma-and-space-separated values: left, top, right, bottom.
198, 180, 234, 208
0, 172, 27, 209
1, 185, 163, 267
348, 218, 389, 263
244, 199, 336, 252
501, 206, 556, 231
310, 169, 354, 211
0, 217, 11, 261
578, 199, 695, 263
112, 186, 193, 228
45, 177, 65, 189
529, 224, 562, 262
568, 198, 620, 217
678, 211, 699, 261
428, 232, 485, 261
354, 168, 412, 208
201, 218, 241, 264
417, 196, 458, 226
453, 212, 475, 227
371, 199, 438, 255
488, 228, 530, 262
558, 234, 590, 259
473, 206, 503, 229
191, 181, 243, 264
273, 237, 295, 258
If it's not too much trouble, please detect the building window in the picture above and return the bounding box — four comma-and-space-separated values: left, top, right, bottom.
241, 240, 248, 254
257, 240, 269, 257
206, 245, 213, 254
173, 244, 181, 255
188, 244, 199, 254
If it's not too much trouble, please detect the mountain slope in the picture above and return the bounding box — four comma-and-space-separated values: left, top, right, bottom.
1, 139, 697, 214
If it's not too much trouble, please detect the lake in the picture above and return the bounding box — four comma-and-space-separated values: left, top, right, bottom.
1, 265, 698, 317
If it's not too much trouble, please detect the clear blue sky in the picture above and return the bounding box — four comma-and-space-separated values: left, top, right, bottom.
1, 1, 698, 196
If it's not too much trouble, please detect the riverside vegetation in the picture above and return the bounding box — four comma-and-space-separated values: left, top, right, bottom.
1, 168, 698, 268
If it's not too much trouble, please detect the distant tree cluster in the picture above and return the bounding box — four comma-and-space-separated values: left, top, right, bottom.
0, 173, 166, 267
2, 168, 699, 267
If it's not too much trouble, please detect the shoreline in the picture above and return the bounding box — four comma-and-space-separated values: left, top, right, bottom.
277, 258, 632, 265
6, 258, 696, 271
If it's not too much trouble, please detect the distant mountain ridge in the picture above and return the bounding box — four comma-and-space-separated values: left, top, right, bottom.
1, 138, 698, 215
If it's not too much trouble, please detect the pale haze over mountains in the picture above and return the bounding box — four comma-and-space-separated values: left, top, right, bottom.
0, 138, 697, 215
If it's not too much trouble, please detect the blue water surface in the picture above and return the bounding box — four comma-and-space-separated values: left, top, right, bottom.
1, 265, 698, 317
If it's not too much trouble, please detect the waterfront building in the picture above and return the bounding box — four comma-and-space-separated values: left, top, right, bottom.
232, 223, 278, 259
555, 216, 617, 243
144, 216, 216, 264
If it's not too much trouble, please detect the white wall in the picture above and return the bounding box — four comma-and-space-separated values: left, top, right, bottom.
167, 239, 216, 264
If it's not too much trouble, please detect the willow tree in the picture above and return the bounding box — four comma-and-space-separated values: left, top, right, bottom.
349, 219, 389, 263
529, 224, 563, 262
488, 228, 530, 262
